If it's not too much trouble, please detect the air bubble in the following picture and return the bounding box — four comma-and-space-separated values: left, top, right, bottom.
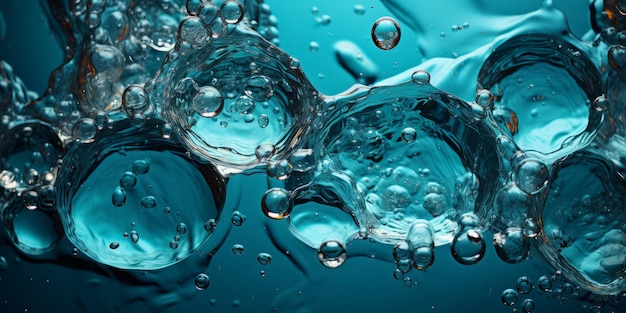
132, 159, 150, 174
514, 159, 548, 195
112, 187, 127, 207
261, 188, 293, 219
537, 275, 552, 292
72, 118, 98, 143
109, 242, 120, 249
119, 171, 137, 188
371, 17, 401, 50
244, 75, 274, 102
451, 228, 486, 265
192, 86, 224, 118
255, 143, 277, 161
501, 288, 518, 306
130, 230, 139, 243
354, 4, 365, 15
521, 299, 535, 313
309, 41, 320, 53
176, 223, 188, 234
231, 210, 246, 226
140, 195, 157, 208
317, 239, 347, 268
220, 0, 244, 24
258, 114, 269, 128
593, 94, 608, 112
401, 127, 417, 143
516, 276, 534, 294
194, 273, 210, 290
23, 191, 39, 210
232, 244, 244, 254
257, 252, 273, 265
410, 70, 430, 85
204, 219, 217, 233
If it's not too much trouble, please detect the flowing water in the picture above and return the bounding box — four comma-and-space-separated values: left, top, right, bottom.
0, 0, 625, 312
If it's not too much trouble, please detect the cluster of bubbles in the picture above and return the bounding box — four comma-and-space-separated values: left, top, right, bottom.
0, 0, 625, 311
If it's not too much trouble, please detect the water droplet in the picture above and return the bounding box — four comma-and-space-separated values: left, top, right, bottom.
231, 211, 246, 226
109, 242, 120, 249
261, 188, 293, 219
194, 273, 210, 290
371, 17, 401, 50
257, 252, 273, 265
161, 123, 173, 139
516, 276, 534, 294
317, 239, 347, 268
234, 95, 255, 113
192, 86, 224, 118
232, 244, 244, 254
401, 127, 417, 143
112, 187, 127, 207
141, 195, 157, 208
319, 14, 331, 26
501, 288, 518, 306
204, 219, 217, 233
220, 0, 244, 24
72, 118, 98, 143
169, 240, 179, 249
593, 94, 608, 112
392, 240, 411, 261
119, 171, 137, 188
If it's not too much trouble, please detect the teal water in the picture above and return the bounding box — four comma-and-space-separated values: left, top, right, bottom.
0, 0, 625, 312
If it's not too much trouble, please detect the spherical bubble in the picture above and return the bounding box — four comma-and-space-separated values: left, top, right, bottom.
257, 252, 273, 265
266, 160, 293, 180
176, 223, 188, 235
130, 230, 139, 243
411, 246, 435, 270
317, 239, 347, 268
72, 118, 98, 143
122, 85, 149, 117
255, 142, 277, 161
23, 190, 39, 210
192, 86, 224, 118
220, 0, 244, 24
501, 288, 518, 306
514, 158, 548, 195
516, 276, 534, 294
119, 171, 137, 188
537, 275, 552, 292
451, 228, 486, 265
194, 273, 210, 290
231, 244, 244, 254
401, 127, 417, 143
2, 193, 64, 256
204, 219, 217, 233
475, 89, 494, 109
354, 4, 365, 15
36, 185, 56, 210
371, 17, 401, 50
521, 299, 535, 313
410, 70, 430, 86
309, 41, 320, 53
261, 188, 293, 219
319, 14, 331, 26
132, 159, 150, 174
234, 95, 255, 114
244, 75, 274, 102
111, 187, 127, 207
161, 123, 173, 139
109, 241, 120, 249
396, 259, 413, 274
493, 227, 530, 264
231, 210, 246, 226
392, 240, 411, 261
56, 118, 227, 270
593, 94, 608, 112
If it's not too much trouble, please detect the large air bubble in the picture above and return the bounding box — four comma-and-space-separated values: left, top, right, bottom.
286, 78, 504, 248
55, 114, 227, 270
157, 26, 321, 172
478, 34, 604, 162
537, 150, 626, 295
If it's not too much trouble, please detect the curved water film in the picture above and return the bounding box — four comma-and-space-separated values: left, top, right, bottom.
0, 0, 625, 312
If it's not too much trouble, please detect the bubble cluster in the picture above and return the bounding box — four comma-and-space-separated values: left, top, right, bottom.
1, 1, 626, 311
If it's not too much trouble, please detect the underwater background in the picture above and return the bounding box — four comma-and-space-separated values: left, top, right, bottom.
0, 0, 625, 312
